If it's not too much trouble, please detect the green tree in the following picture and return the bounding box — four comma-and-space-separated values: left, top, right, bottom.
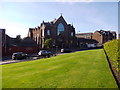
44, 38, 53, 49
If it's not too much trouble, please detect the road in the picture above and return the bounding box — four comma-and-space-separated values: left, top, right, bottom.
0, 53, 64, 65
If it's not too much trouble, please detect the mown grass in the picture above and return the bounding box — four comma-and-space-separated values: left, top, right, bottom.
2, 49, 118, 88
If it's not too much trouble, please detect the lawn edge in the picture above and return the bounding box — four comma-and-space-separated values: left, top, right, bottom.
103, 49, 120, 89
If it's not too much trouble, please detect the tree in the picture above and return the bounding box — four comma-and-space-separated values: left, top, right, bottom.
44, 38, 53, 49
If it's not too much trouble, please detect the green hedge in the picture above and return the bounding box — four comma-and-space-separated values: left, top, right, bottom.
104, 39, 120, 72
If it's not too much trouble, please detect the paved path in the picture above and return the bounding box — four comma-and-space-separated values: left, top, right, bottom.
0, 56, 39, 65
0, 53, 64, 65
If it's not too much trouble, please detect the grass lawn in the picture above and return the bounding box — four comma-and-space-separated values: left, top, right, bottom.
2, 49, 118, 88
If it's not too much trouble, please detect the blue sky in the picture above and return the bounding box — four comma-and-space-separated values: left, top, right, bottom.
0, 2, 118, 38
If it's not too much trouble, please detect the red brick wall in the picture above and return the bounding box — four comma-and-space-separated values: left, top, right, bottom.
92, 31, 102, 44
3, 46, 39, 56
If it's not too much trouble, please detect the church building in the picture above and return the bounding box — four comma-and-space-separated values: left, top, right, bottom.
28, 15, 77, 49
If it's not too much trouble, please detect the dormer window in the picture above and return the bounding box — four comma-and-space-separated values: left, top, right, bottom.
57, 23, 64, 35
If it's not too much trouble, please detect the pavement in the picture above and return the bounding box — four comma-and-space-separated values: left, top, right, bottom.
0, 56, 39, 65
0, 52, 64, 65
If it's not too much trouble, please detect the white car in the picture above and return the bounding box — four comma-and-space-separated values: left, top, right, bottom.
38, 50, 53, 57
38, 50, 48, 56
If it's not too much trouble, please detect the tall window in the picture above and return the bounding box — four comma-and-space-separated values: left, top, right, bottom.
71, 32, 74, 36
47, 30, 50, 35
57, 23, 64, 35
42, 30, 44, 36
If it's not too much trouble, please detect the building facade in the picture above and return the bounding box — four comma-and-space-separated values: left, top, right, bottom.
28, 15, 77, 49
76, 33, 93, 39
4, 37, 39, 56
0, 29, 6, 47
92, 30, 116, 44
0, 29, 6, 58
0, 29, 39, 57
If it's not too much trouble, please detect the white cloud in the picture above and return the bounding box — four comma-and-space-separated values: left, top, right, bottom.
0, 20, 28, 38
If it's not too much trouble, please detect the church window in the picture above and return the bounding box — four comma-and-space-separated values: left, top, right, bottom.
57, 23, 64, 35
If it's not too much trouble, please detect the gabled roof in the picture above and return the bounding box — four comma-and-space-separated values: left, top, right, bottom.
50, 15, 66, 24
76, 33, 93, 35
29, 15, 72, 31
50, 18, 58, 24
29, 28, 34, 32
20, 37, 38, 46
6, 37, 38, 47
96, 30, 114, 36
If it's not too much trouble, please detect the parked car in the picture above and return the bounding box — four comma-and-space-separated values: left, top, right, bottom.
38, 50, 53, 57
61, 48, 72, 53
12, 52, 29, 60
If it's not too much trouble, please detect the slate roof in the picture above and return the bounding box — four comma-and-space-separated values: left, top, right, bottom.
76, 33, 93, 35
97, 30, 113, 36
6, 37, 38, 47
77, 38, 98, 44
20, 37, 38, 46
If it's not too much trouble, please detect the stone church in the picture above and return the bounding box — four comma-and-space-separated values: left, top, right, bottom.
28, 15, 77, 49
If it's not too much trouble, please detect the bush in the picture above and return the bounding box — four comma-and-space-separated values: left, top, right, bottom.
103, 39, 120, 72
44, 38, 53, 49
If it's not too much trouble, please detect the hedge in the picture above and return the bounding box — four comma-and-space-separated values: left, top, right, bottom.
103, 39, 120, 72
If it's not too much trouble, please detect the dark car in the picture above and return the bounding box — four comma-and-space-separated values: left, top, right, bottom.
38, 50, 53, 57
61, 48, 72, 53
12, 52, 29, 60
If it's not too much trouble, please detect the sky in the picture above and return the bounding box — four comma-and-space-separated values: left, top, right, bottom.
0, 1, 119, 38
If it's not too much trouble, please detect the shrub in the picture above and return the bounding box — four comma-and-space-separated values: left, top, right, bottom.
103, 39, 120, 72
44, 38, 53, 49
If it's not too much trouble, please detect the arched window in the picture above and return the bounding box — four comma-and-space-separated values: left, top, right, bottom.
57, 23, 64, 35
47, 30, 50, 35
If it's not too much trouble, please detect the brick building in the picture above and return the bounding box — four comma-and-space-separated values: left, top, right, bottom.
76, 32, 98, 48
92, 30, 116, 44
4, 37, 39, 56
0, 29, 6, 58
1, 29, 38, 57
76, 33, 93, 39
0, 29, 6, 47
76, 30, 116, 47
28, 15, 77, 49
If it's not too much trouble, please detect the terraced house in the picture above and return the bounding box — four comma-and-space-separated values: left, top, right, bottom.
28, 15, 77, 49
92, 30, 116, 44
